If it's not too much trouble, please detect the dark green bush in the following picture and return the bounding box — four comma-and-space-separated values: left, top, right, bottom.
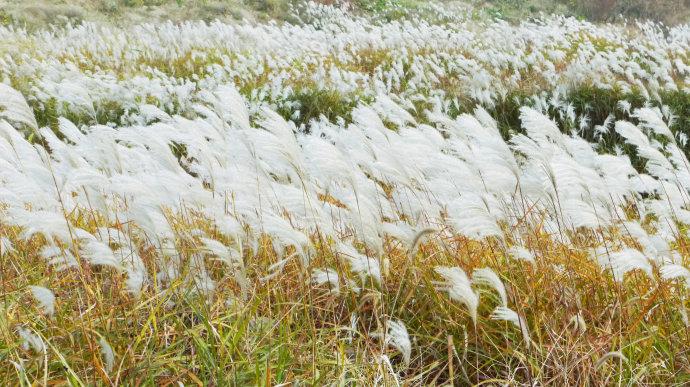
277, 88, 365, 129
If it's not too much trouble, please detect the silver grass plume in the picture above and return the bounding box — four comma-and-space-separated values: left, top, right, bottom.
490, 306, 531, 348
28, 286, 55, 317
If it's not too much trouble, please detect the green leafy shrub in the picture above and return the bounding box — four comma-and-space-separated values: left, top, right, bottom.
277, 88, 364, 129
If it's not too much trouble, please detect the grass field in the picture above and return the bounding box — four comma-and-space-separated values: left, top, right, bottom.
1, 1, 690, 385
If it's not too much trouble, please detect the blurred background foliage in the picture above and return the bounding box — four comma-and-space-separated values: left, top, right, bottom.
0, 0, 687, 29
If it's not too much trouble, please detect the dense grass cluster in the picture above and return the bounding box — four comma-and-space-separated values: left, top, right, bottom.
0, 4, 688, 129
2, 3, 690, 385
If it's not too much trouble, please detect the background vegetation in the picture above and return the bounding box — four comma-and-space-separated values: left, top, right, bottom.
0, 1, 689, 385
0, 0, 687, 29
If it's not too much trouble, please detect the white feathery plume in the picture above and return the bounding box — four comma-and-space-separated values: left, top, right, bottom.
596, 248, 654, 282
507, 246, 536, 264
17, 327, 46, 354
660, 264, 690, 289
57, 117, 85, 143
12, 209, 73, 245
337, 242, 382, 285
300, 135, 355, 189
199, 237, 242, 267
348, 313, 358, 344
137, 104, 171, 123
473, 106, 498, 131
124, 266, 147, 296
311, 268, 340, 295
519, 107, 563, 146
381, 221, 415, 246
434, 266, 479, 325
407, 228, 435, 258
28, 286, 55, 317
352, 106, 388, 137
0, 83, 37, 131
380, 320, 412, 367
114, 246, 147, 296
260, 253, 297, 283
614, 121, 651, 149
594, 114, 614, 137
0, 236, 15, 257
633, 107, 674, 141
378, 354, 402, 387
614, 121, 673, 177
490, 306, 531, 348
80, 238, 122, 270
189, 254, 216, 295
40, 245, 79, 271
214, 84, 251, 130
617, 100, 632, 115
448, 194, 504, 241
99, 337, 115, 373
373, 94, 416, 128
620, 221, 656, 257
472, 268, 508, 307
9, 359, 25, 377
261, 214, 310, 264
